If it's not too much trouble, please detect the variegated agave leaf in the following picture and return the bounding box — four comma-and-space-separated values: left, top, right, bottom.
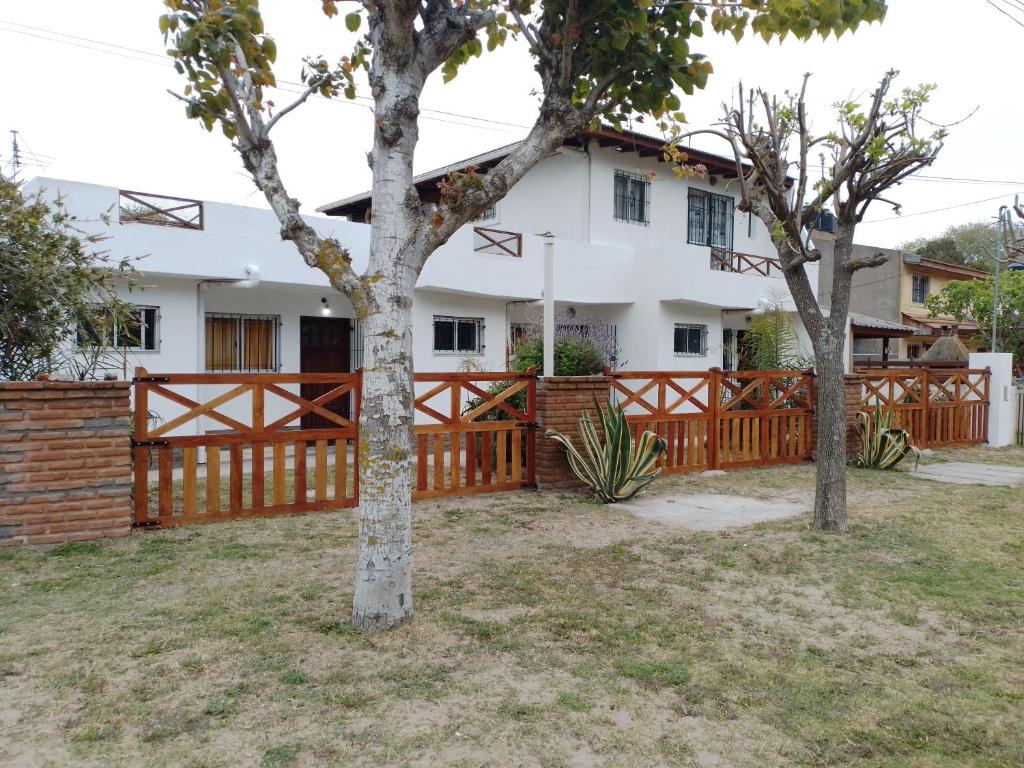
546, 398, 667, 503
854, 405, 920, 470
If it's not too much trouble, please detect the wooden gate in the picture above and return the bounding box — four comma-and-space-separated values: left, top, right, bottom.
857, 368, 989, 447
413, 371, 537, 499
133, 369, 359, 528
608, 368, 815, 474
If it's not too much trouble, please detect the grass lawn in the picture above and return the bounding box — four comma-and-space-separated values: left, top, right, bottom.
2, 447, 1024, 767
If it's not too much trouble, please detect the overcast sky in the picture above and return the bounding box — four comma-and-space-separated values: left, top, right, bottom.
1, 1, 1020, 248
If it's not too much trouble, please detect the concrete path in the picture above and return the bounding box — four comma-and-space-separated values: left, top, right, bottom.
912, 462, 1024, 486
617, 494, 806, 531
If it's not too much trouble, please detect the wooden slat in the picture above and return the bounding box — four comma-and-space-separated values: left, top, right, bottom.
206, 445, 221, 514
496, 430, 507, 484
273, 443, 286, 505
417, 434, 428, 492
450, 431, 461, 491
434, 433, 445, 491
511, 429, 522, 483
158, 447, 173, 520
315, 440, 328, 501
293, 441, 307, 504
134, 446, 149, 523
182, 446, 197, 516
336, 439, 348, 501
466, 431, 477, 487
482, 431, 492, 486
229, 444, 243, 510
251, 442, 264, 509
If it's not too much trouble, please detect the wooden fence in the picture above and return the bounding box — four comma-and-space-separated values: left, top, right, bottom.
856, 368, 990, 447
133, 369, 537, 527
413, 371, 536, 500
607, 369, 815, 474
710, 248, 781, 277
133, 369, 359, 528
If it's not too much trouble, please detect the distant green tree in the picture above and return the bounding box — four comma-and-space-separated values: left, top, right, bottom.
925, 273, 1024, 359
0, 178, 135, 381
899, 220, 1024, 272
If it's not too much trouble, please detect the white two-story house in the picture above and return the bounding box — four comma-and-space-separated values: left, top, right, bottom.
26, 128, 819, 431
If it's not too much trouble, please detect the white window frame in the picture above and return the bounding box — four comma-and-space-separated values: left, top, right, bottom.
78, 304, 160, 353
673, 323, 708, 357
432, 315, 485, 356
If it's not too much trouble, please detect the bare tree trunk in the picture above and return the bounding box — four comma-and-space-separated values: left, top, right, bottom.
352, 287, 416, 630
349, 28, 425, 629
811, 332, 848, 532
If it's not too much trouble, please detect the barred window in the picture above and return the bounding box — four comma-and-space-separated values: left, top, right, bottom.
911, 274, 929, 304
205, 313, 280, 372
613, 170, 651, 225
433, 316, 484, 354
673, 323, 708, 356
471, 204, 497, 222
78, 305, 159, 351
687, 188, 734, 249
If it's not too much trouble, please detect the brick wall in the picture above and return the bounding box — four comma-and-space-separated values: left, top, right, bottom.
0, 381, 133, 547
535, 376, 610, 491
844, 374, 866, 455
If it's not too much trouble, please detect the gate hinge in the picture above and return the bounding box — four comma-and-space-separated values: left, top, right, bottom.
522, 422, 540, 429
132, 439, 170, 448
133, 375, 170, 383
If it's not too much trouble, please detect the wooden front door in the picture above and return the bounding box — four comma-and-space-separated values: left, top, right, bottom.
300, 316, 351, 429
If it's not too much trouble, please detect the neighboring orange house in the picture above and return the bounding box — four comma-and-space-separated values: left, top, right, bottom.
816, 233, 989, 362
898, 254, 989, 360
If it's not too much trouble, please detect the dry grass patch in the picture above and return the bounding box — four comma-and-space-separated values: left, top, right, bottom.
2, 450, 1023, 766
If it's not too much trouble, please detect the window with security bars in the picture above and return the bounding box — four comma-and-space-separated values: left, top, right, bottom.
77, 305, 159, 351
613, 170, 651, 225
911, 274, 929, 304
205, 313, 280, 371
471, 204, 496, 222
673, 323, 708, 357
433, 316, 484, 354
687, 188, 734, 249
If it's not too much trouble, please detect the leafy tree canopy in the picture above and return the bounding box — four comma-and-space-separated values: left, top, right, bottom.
925, 272, 1024, 357
899, 219, 1024, 273
0, 178, 135, 381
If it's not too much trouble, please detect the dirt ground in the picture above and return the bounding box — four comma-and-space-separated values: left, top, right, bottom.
1, 447, 1023, 767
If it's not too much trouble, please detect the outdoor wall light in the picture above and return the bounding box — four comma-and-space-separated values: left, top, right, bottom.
320, 297, 331, 316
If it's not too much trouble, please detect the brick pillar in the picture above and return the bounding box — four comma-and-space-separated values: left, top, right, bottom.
535, 376, 610, 491
844, 373, 866, 456
0, 381, 133, 547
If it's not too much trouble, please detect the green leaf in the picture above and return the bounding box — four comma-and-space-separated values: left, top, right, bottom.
345, 12, 361, 32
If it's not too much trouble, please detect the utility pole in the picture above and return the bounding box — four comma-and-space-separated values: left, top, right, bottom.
9, 130, 21, 176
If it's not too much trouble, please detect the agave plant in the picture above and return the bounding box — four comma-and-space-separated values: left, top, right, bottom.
546, 399, 667, 503
854, 405, 921, 470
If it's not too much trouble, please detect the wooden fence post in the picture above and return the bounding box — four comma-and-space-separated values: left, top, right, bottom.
708, 368, 721, 470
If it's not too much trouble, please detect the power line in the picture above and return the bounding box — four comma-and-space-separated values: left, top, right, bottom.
0, 19, 532, 133
907, 175, 1024, 186
984, 0, 1024, 29
861, 193, 1023, 224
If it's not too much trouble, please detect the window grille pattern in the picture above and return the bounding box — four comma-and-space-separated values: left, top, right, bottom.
613, 171, 651, 225
688, 188, 735, 249
433, 316, 484, 354
205, 313, 281, 372
674, 323, 708, 356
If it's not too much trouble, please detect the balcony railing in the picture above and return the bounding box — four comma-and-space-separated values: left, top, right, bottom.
473, 226, 522, 258
710, 247, 780, 277
119, 189, 204, 230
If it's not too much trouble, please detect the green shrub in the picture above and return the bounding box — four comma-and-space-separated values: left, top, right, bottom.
546, 399, 666, 503
511, 336, 604, 376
